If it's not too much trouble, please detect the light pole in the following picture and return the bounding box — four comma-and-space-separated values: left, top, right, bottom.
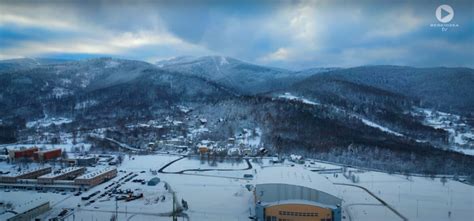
416, 199, 419, 218
398, 185, 400, 202
173, 191, 177, 221
115, 199, 118, 221
371, 173, 373, 189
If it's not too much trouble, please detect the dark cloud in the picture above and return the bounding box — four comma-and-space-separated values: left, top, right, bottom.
0, 0, 472, 68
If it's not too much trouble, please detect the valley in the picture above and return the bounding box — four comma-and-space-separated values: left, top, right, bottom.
0, 56, 473, 221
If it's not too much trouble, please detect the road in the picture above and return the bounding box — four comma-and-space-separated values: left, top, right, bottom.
158, 156, 253, 174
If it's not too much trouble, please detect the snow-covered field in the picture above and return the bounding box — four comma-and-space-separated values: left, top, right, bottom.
327, 169, 474, 221
1, 154, 473, 221
235, 128, 262, 148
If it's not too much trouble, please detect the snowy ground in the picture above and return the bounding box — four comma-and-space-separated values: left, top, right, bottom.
328, 168, 474, 221
358, 118, 403, 137
1, 154, 473, 221
235, 128, 262, 148
414, 108, 474, 155
26, 117, 73, 128
451, 147, 474, 156
163, 157, 249, 172
278, 92, 320, 105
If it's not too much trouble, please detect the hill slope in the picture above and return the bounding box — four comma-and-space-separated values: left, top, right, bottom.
298, 66, 474, 113
156, 56, 330, 94
0, 57, 233, 122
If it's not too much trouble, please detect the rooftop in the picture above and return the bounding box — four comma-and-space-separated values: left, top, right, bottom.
38, 167, 85, 178
2, 166, 51, 178
255, 183, 342, 207
0, 200, 49, 220
255, 166, 340, 198
261, 199, 339, 210
75, 167, 116, 179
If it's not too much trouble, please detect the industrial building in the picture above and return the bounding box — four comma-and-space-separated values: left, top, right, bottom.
8, 147, 61, 162
37, 167, 86, 184
1, 202, 50, 221
8, 147, 38, 160
34, 148, 62, 161
74, 167, 117, 187
254, 167, 342, 221
72, 156, 98, 166
0, 166, 118, 191
0, 167, 52, 183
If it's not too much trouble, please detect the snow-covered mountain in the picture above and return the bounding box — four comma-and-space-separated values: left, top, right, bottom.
0, 57, 71, 73
295, 65, 474, 114
156, 56, 320, 94
0, 57, 233, 121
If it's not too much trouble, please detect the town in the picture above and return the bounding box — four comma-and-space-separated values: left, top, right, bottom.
1, 130, 473, 221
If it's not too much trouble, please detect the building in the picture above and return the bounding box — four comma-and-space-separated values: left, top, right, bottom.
227, 147, 241, 156
242, 148, 253, 156
199, 118, 208, 124
0, 167, 52, 183
196, 140, 215, 154
147, 142, 156, 150
2, 202, 50, 221
8, 147, 38, 160
270, 157, 283, 164
289, 154, 304, 164
8, 147, 62, 162
68, 156, 98, 166
198, 146, 209, 154
34, 148, 62, 161
37, 167, 86, 184
74, 167, 117, 187
255, 184, 342, 221
254, 167, 342, 221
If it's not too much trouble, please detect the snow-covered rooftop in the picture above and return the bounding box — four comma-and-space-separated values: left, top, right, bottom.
3, 166, 51, 178
263, 199, 339, 209
0, 200, 49, 220
75, 167, 116, 179
38, 167, 84, 178
256, 166, 340, 198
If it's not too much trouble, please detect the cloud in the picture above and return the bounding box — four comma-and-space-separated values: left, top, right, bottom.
0, 13, 74, 30
0, 29, 212, 59
260, 48, 291, 62
340, 47, 410, 66
0, 1, 213, 60
0, 0, 472, 68
109, 31, 183, 48
365, 8, 424, 38
281, 1, 322, 49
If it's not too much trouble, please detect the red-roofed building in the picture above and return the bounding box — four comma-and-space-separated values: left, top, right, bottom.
8, 147, 38, 159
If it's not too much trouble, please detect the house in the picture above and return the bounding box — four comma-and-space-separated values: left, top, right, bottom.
199, 118, 208, 124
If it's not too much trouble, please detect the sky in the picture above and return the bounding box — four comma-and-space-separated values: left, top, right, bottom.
0, 0, 473, 70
